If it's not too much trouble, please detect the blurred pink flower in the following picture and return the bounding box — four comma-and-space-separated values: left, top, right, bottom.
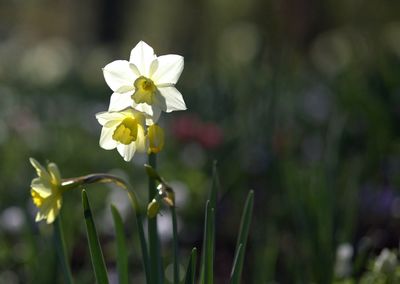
171, 114, 223, 149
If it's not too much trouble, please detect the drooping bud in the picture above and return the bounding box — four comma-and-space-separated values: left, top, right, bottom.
148, 124, 165, 154
147, 199, 160, 218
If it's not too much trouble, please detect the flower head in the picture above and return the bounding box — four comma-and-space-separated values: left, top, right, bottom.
29, 158, 63, 224
96, 108, 148, 161
103, 41, 186, 124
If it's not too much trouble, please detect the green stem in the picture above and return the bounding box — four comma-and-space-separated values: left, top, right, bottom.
171, 206, 179, 284
148, 153, 163, 284
54, 214, 74, 284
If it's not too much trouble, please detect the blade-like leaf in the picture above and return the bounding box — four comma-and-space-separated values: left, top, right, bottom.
82, 190, 109, 284
54, 215, 74, 284
209, 160, 219, 210
126, 191, 151, 282
111, 205, 128, 284
184, 248, 197, 284
229, 244, 243, 284
230, 190, 254, 284
200, 201, 215, 284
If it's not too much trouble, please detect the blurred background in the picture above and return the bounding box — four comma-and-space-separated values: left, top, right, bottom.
1, 0, 400, 283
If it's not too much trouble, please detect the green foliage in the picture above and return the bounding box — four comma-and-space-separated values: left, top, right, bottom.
82, 190, 109, 284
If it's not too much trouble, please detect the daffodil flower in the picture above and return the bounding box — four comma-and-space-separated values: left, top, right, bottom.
103, 41, 186, 124
96, 108, 148, 161
30, 158, 63, 224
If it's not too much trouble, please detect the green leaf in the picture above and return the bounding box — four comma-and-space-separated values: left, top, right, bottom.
54, 215, 74, 284
82, 190, 109, 284
209, 160, 220, 210
125, 191, 151, 282
229, 244, 243, 284
200, 201, 215, 284
111, 205, 128, 284
184, 248, 197, 284
230, 190, 254, 284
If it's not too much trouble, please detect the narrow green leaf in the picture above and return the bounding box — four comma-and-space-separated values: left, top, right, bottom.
111, 205, 128, 284
126, 191, 151, 282
54, 215, 74, 284
230, 190, 254, 284
82, 190, 109, 284
229, 244, 243, 284
200, 201, 215, 284
209, 160, 219, 210
184, 248, 197, 284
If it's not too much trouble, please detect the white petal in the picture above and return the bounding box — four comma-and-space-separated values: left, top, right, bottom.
108, 92, 134, 111
47, 163, 61, 184
151, 55, 184, 85
117, 143, 136, 162
159, 87, 187, 112
145, 107, 161, 125
96, 111, 125, 126
129, 41, 156, 77
99, 126, 118, 150
29, 158, 51, 181
31, 178, 52, 197
103, 60, 137, 92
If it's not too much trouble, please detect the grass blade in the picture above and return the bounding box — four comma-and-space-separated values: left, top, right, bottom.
184, 248, 197, 284
54, 215, 74, 284
82, 190, 109, 284
111, 205, 128, 284
229, 244, 243, 284
229, 190, 254, 284
209, 160, 219, 210
126, 191, 151, 282
200, 200, 215, 284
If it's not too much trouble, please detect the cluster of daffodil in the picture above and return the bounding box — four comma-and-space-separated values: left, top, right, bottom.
30, 41, 185, 224
96, 41, 186, 161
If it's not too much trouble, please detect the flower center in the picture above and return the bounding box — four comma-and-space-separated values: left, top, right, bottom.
112, 117, 139, 145
132, 76, 157, 105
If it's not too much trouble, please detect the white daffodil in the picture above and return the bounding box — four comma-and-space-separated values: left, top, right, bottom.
96, 108, 148, 161
29, 158, 63, 224
103, 41, 186, 124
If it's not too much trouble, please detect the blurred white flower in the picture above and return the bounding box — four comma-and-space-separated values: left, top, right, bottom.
103, 41, 186, 124
19, 38, 74, 86
95, 108, 148, 161
0, 206, 25, 234
374, 248, 398, 274
334, 243, 353, 278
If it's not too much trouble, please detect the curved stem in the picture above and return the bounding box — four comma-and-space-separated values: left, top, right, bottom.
62, 173, 151, 282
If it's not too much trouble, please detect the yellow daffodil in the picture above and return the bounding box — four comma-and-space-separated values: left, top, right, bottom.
96, 108, 147, 161
147, 124, 165, 154
103, 41, 186, 124
29, 158, 63, 224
